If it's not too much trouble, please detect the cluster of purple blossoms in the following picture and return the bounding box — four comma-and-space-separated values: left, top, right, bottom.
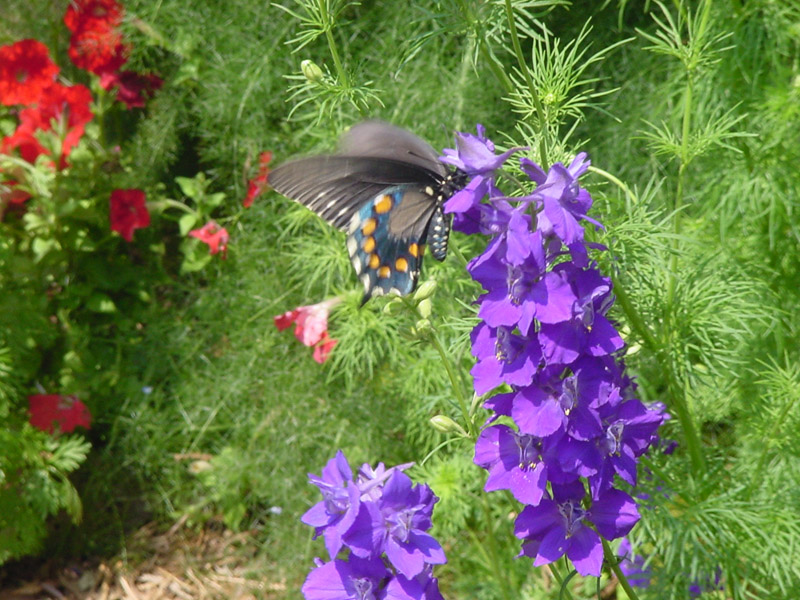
441, 125, 668, 577
301, 451, 446, 600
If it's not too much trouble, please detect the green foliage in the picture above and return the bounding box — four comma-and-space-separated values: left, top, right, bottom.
3, 0, 800, 598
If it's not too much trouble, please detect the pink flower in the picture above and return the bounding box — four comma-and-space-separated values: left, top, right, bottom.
110, 188, 150, 241
189, 221, 230, 257
243, 151, 272, 208
28, 394, 92, 434
274, 298, 341, 363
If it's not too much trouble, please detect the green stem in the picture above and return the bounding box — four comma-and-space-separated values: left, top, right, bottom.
429, 327, 474, 437
477, 494, 513, 600
602, 538, 640, 600
320, 0, 348, 87
504, 0, 548, 166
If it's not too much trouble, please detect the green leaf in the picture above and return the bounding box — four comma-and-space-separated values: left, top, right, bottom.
179, 213, 199, 236
201, 192, 226, 209
175, 176, 201, 200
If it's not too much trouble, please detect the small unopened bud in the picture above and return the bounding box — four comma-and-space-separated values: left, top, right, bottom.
301, 59, 323, 82
417, 298, 432, 319
382, 297, 404, 315
430, 415, 467, 436
413, 279, 437, 301
413, 318, 431, 335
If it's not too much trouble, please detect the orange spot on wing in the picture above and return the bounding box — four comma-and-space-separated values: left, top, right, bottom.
409, 243, 419, 257
374, 194, 393, 214
362, 236, 375, 253
369, 254, 380, 269
361, 218, 377, 235
378, 266, 391, 278
395, 257, 409, 272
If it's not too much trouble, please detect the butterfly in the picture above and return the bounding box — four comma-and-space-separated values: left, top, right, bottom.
268, 121, 466, 303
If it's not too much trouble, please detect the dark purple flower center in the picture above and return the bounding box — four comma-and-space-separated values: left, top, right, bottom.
514, 433, 541, 470
604, 422, 624, 456
321, 484, 350, 516
576, 297, 595, 329
388, 508, 413, 543
352, 577, 377, 600
495, 327, 521, 364
558, 500, 587, 538
559, 375, 578, 416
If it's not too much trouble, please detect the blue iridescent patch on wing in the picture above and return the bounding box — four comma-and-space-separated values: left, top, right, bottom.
346, 186, 428, 301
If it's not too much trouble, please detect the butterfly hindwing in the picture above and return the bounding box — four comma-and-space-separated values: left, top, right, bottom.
347, 185, 438, 301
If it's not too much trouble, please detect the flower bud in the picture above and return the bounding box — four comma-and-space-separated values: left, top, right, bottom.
417, 297, 432, 319
413, 318, 431, 336
413, 279, 437, 301
430, 415, 467, 436
301, 59, 324, 82
382, 297, 404, 315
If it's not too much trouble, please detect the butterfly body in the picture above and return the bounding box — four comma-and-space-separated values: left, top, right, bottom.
269, 122, 464, 302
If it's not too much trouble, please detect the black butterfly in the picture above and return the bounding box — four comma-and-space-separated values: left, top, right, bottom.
269, 121, 465, 302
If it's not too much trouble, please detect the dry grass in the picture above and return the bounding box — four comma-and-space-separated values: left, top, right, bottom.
0, 519, 287, 600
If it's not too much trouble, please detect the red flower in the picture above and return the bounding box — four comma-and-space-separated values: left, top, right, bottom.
110, 188, 150, 241
0, 39, 60, 106
68, 25, 128, 75
312, 332, 338, 364
274, 298, 341, 363
64, 0, 124, 33
189, 221, 230, 257
2, 82, 94, 167
28, 394, 92, 434
244, 151, 273, 208
101, 70, 163, 109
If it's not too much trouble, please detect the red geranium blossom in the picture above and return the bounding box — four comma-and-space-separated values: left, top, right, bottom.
243, 151, 273, 208
101, 70, 163, 109
2, 82, 94, 167
29, 394, 92, 434
68, 24, 128, 75
274, 297, 341, 363
64, 0, 124, 33
0, 39, 60, 106
110, 188, 150, 241
189, 221, 230, 257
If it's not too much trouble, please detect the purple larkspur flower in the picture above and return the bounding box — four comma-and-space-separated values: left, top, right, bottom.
440, 124, 523, 176
521, 153, 602, 246
345, 471, 445, 578
470, 323, 541, 395
302, 555, 389, 600
473, 424, 554, 505
469, 233, 576, 337
302, 450, 363, 559
538, 265, 624, 367
515, 481, 639, 577
384, 567, 444, 600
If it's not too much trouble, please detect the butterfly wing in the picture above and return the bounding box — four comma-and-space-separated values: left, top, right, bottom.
346, 185, 439, 301
268, 155, 441, 229
268, 121, 454, 300
339, 121, 447, 177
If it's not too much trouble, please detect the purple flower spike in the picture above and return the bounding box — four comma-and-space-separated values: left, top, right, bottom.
440, 124, 524, 176
384, 567, 444, 600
